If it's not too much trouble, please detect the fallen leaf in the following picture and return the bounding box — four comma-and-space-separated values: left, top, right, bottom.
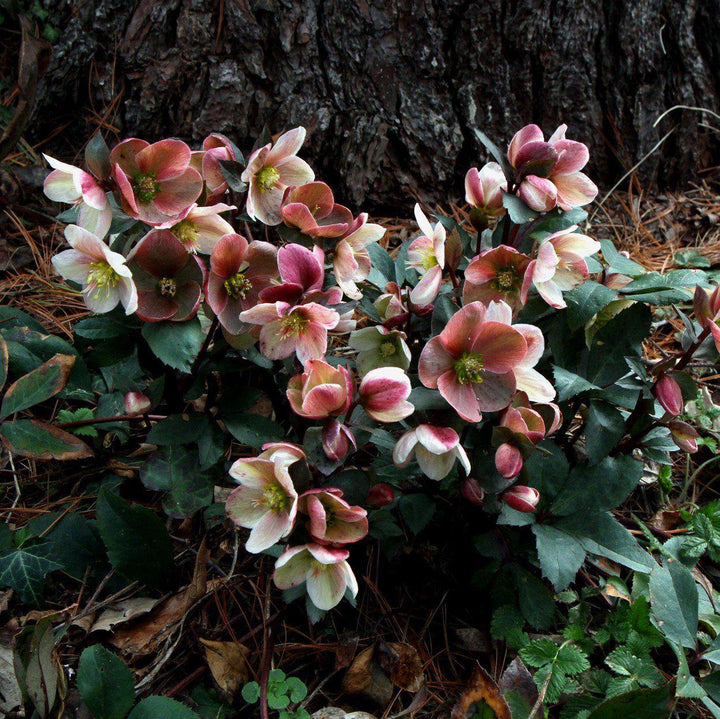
451, 665, 511, 719
311, 710, 378, 719
499, 657, 538, 718
0, 619, 22, 715
87, 597, 161, 634
376, 641, 425, 693
199, 638, 250, 700
341, 646, 393, 708
335, 633, 360, 669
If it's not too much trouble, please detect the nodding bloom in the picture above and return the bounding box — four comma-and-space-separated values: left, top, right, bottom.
206, 233, 278, 334
124, 392, 151, 416
348, 326, 411, 377
242, 127, 315, 226
126, 230, 205, 322
321, 419, 356, 461
463, 245, 532, 314
525, 226, 601, 309
196, 133, 237, 203
667, 419, 699, 454
273, 543, 359, 611
258, 442, 307, 467
298, 488, 368, 545
286, 360, 354, 419
358, 367, 414, 423
375, 282, 409, 325
226, 455, 299, 554
393, 424, 471, 481
161, 203, 236, 254
465, 162, 507, 223
43, 154, 112, 238
418, 301, 529, 423
367, 483, 395, 508
52, 224, 137, 315
239, 301, 340, 364
333, 213, 386, 299
281, 181, 353, 238
508, 124, 598, 211
407, 204, 446, 306
110, 138, 203, 225
503, 485, 540, 513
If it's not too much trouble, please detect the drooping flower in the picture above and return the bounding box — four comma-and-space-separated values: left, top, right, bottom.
392, 424, 471, 480
465, 162, 507, 226
461, 477, 485, 506
407, 204, 446, 306
375, 282, 409, 326
508, 124, 598, 211
667, 419, 699, 453
239, 301, 340, 364
110, 138, 203, 225
367, 483, 395, 508
206, 233, 278, 334
242, 127, 315, 225
198, 133, 237, 203
286, 360, 354, 419
321, 419, 356, 461
52, 224, 138, 315
358, 367, 414, 423
226, 456, 299, 553
503, 485, 540, 513
161, 203, 236, 254
348, 326, 411, 376
525, 226, 601, 309
281, 181, 353, 237
258, 442, 307, 467
298, 489, 368, 545
333, 213, 386, 299
418, 301, 528, 422
259, 243, 326, 305
463, 246, 532, 313
43, 154, 112, 238
273, 543, 358, 611
126, 230, 205, 322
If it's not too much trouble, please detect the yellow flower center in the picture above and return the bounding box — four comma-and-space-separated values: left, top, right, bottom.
281, 312, 308, 335
379, 340, 396, 357
224, 272, 253, 299
173, 220, 200, 249
454, 352, 485, 385
87, 261, 120, 297
133, 173, 161, 204
158, 277, 177, 297
494, 269, 517, 291
421, 249, 438, 271
256, 166, 280, 192
262, 483, 290, 513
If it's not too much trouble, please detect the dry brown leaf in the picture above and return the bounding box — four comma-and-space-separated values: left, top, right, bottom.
87, 597, 161, 634
199, 638, 250, 700
451, 665, 511, 719
376, 641, 425, 693
335, 633, 360, 669
0, 619, 22, 714
341, 646, 393, 708
498, 657, 538, 716
311, 710, 378, 719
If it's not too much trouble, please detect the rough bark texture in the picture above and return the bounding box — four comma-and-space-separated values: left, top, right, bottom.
28, 0, 720, 212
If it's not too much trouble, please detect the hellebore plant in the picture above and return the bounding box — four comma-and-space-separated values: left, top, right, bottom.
42, 119, 717, 632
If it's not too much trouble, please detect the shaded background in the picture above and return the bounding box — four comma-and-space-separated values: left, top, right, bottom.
20, 0, 720, 212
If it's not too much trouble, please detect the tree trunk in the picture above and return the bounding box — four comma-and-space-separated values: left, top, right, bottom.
26, 0, 720, 212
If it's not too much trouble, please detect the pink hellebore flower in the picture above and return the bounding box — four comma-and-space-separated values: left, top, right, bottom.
286, 360, 354, 419
321, 419, 356, 461
463, 245, 532, 314
127, 230, 205, 322
348, 326, 411, 376
367, 483, 395, 508
226, 456, 299, 553
418, 301, 528, 423
161, 203, 236, 254
43, 154, 112, 238
358, 367, 414, 423
393, 424, 471, 481
110, 138, 203, 225
407, 204, 446, 306
461, 477, 486, 506
465, 162, 507, 221
375, 282, 409, 326
259, 243, 330, 305
281, 181, 353, 238
668, 420, 699, 454
240, 301, 340, 364
694, 285, 720, 353
508, 124, 598, 211
526, 226, 601, 309
52, 225, 138, 315
206, 233, 278, 334
242, 127, 315, 226
259, 442, 307, 468
333, 213, 386, 300
503, 485, 540, 513
298, 488, 368, 545
199, 133, 236, 203
274, 543, 359, 611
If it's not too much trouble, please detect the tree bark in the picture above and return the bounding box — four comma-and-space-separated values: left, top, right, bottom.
26, 0, 720, 212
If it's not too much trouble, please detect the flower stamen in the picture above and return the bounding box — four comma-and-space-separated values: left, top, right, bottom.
133, 173, 161, 204
256, 166, 280, 192
158, 277, 177, 297
454, 352, 485, 385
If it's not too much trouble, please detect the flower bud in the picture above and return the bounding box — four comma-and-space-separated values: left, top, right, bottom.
124, 391, 151, 416
367, 483, 395, 509
321, 419, 356, 461
495, 442, 524, 479
503, 485, 540, 513
655, 374, 683, 417
461, 478, 485, 506
668, 419, 699, 453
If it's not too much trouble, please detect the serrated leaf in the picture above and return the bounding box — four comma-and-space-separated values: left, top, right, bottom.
599, 240, 646, 277
649, 559, 698, 649
141, 318, 203, 372
127, 696, 200, 719
565, 282, 617, 330
557, 644, 590, 676
553, 366, 599, 402
77, 645, 135, 719
520, 638, 559, 667
586, 402, 626, 461
0, 545, 61, 605
224, 413, 285, 449
532, 525, 586, 591
0, 353, 75, 418
0, 419, 93, 460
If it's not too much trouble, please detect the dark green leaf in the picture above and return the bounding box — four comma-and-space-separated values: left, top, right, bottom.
586, 402, 626, 461
523, 441, 570, 500
649, 559, 698, 649
77, 645, 135, 719
512, 565, 555, 629
532, 525, 586, 591
44, 513, 106, 581
127, 696, 200, 719
398, 494, 435, 534
430, 294, 457, 336
96, 489, 174, 589
599, 239, 646, 277
474, 128, 513, 178
0, 544, 61, 605
224, 413, 285, 449
367, 243, 394, 286
142, 318, 204, 372
553, 366, 599, 402
565, 282, 617, 330
218, 160, 247, 192
586, 682, 673, 719
502, 192, 538, 224
0, 419, 93, 460
146, 414, 211, 446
